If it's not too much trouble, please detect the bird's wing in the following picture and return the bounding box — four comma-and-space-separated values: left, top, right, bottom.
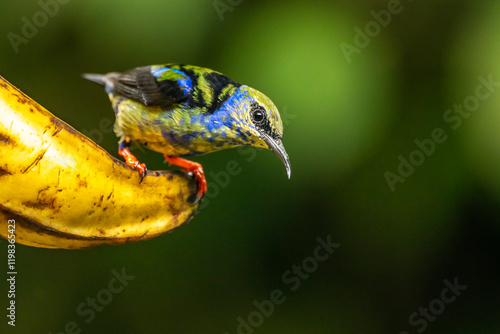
112, 65, 193, 109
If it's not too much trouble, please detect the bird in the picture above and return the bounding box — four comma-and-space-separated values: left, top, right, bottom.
83, 64, 290, 203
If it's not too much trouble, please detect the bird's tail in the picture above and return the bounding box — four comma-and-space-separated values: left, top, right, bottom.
82, 73, 106, 86
82, 72, 120, 88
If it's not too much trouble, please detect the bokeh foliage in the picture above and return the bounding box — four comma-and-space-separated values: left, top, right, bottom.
0, 0, 499, 333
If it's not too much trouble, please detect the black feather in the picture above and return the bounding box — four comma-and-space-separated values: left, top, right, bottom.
112, 67, 187, 109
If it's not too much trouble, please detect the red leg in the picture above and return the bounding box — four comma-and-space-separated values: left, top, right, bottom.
119, 140, 147, 183
164, 155, 207, 201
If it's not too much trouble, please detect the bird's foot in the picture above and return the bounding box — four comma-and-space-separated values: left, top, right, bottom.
164, 155, 206, 204
119, 142, 148, 183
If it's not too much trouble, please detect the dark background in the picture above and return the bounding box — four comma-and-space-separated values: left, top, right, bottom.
1, 0, 499, 333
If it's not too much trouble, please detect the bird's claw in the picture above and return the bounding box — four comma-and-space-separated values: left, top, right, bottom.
119, 144, 148, 184
164, 155, 206, 204
129, 161, 148, 183
136, 163, 148, 184
183, 166, 206, 203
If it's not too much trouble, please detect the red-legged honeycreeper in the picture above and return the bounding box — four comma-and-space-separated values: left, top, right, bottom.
83, 64, 290, 203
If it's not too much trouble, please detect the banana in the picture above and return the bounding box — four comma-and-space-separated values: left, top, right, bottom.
0, 75, 199, 249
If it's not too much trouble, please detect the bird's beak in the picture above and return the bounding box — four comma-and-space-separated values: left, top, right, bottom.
263, 134, 291, 179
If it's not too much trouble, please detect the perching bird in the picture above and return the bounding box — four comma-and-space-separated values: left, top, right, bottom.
83, 64, 290, 203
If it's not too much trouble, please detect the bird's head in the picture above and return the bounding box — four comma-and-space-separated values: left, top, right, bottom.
219, 85, 291, 179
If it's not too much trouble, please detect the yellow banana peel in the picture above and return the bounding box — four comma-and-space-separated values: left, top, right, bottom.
0, 75, 199, 249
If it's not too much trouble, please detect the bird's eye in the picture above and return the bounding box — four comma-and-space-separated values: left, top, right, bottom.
253, 110, 264, 122
251, 104, 266, 124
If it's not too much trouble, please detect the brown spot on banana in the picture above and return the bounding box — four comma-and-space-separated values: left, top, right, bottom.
0, 75, 200, 249
0, 166, 12, 177
22, 148, 49, 174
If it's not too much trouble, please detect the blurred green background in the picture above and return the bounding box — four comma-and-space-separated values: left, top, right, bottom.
1, 0, 500, 333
